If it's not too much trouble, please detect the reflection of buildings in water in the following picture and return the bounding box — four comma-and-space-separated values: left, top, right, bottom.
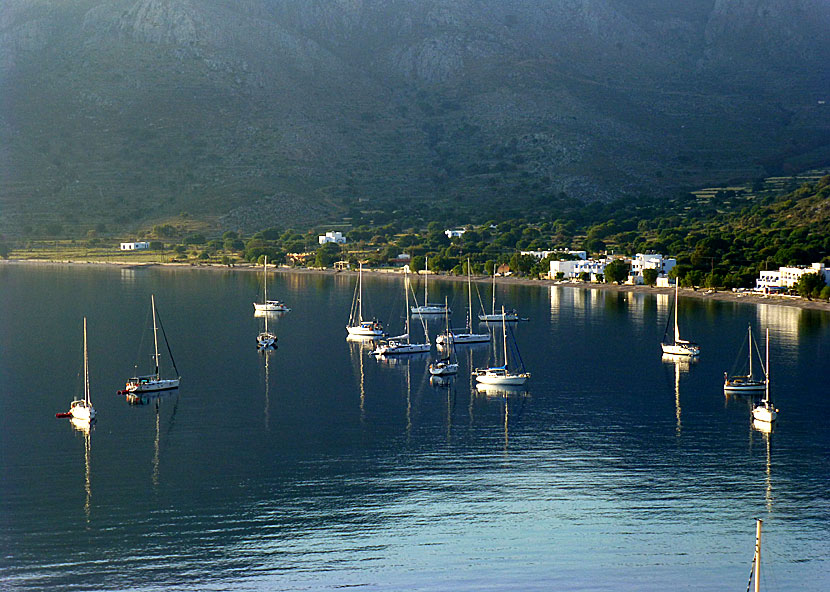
655, 293, 671, 318
626, 292, 646, 326
70, 418, 92, 521
589, 288, 605, 310
120, 268, 136, 285
662, 353, 697, 436
755, 304, 801, 353
549, 286, 562, 317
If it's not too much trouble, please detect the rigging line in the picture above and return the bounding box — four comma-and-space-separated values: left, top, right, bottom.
661, 297, 674, 342
507, 323, 526, 372
154, 306, 179, 377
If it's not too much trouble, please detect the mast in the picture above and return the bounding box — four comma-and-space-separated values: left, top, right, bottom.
748, 325, 753, 378
83, 317, 90, 405
263, 256, 268, 303
151, 294, 160, 380
405, 267, 411, 344
492, 270, 496, 316
424, 256, 429, 305
357, 261, 363, 323
501, 305, 508, 368
673, 283, 681, 343
754, 518, 762, 592
764, 329, 770, 404
467, 258, 473, 332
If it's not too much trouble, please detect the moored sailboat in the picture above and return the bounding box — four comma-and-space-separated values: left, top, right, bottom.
751, 329, 777, 424
123, 295, 181, 394
478, 270, 519, 322
429, 298, 459, 376
437, 259, 490, 346
660, 283, 700, 356
346, 261, 384, 337
253, 256, 290, 313
410, 256, 450, 315
724, 324, 766, 394
372, 267, 430, 356
58, 317, 96, 422
472, 307, 530, 385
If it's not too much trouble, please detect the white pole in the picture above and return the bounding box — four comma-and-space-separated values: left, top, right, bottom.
754, 519, 762, 592
748, 325, 753, 378
151, 294, 160, 379
502, 305, 508, 368
674, 283, 680, 343
764, 329, 770, 404
405, 267, 410, 344
83, 317, 89, 405
467, 258, 473, 333
358, 261, 363, 323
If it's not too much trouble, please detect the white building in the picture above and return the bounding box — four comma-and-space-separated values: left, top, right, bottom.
318, 231, 346, 245
549, 257, 609, 281
628, 253, 676, 284
521, 250, 587, 260
445, 228, 466, 239
756, 262, 830, 292
120, 242, 150, 250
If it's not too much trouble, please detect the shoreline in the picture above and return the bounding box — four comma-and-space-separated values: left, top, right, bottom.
4, 258, 830, 313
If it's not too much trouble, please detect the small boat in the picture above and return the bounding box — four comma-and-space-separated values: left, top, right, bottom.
253, 256, 290, 313
257, 301, 277, 350
724, 324, 766, 394
478, 270, 519, 322
751, 329, 777, 424
437, 259, 490, 346
60, 317, 97, 422
410, 256, 450, 315
429, 298, 459, 376
372, 267, 430, 356
123, 295, 181, 393
346, 261, 384, 337
472, 307, 530, 385
660, 283, 700, 356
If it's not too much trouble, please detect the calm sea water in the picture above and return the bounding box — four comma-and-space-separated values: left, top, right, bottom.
1, 263, 828, 591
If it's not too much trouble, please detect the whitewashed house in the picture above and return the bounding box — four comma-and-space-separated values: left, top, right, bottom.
120, 241, 150, 251
444, 228, 466, 239
549, 257, 609, 281
756, 262, 830, 292
318, 231, 346, 245
628, 253, 676, 285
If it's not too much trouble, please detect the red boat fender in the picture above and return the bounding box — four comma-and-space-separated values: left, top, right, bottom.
55, 412, 72, 418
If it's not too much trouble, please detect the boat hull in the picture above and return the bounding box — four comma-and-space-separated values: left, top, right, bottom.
346, 324, 384, 337
373, 342, 430, 356
429, 363, 459, 376
126, 378, 180, 393
411, 306, 450, 315
475, 373, 529, 386
254, 301, 290, 312
661, 343, 700, 356
69, 400, 96, 421
479, 313, 519, 322
724, 380, 766, 394
752, 403, 777, 423
436, 332, 490, 346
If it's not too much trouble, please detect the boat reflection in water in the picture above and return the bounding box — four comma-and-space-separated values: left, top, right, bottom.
70, 417, 92, 521
661, 353, 697, 436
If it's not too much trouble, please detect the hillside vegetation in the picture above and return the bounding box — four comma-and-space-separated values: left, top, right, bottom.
2, 1, 829, 235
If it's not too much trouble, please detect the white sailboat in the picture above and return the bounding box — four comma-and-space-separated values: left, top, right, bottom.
346, 261, 384, 337
478, 270, 519, 322
660, 283, 700, 356
372, 267, 431, 356
410, 256, 450, 315
437, 259, 490, 346
123, 295, 181, 393
751, 329, 777, 424
430, 298, 459, 376
253, 256, 290, 313
61, 317, 96, 422
724, 324, 766, 394
257, 304, 277, 350
473, 307, 530, 385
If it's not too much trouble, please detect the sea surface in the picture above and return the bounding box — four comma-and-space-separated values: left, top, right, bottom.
1, 264, 828, 591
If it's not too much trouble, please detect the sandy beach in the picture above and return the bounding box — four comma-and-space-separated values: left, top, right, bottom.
4, 258, 830, 313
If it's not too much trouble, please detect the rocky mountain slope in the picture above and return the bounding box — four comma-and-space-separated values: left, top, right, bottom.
1, 0, 829, 234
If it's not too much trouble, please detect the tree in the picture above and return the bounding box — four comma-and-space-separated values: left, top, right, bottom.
0, 243, 9, 259
578, 271, 590, 282
411, 255, 426, 273
642, 268, 659, 286
796, 272, 825, 298
604, 259, 630, 284
315, 242, 341, 268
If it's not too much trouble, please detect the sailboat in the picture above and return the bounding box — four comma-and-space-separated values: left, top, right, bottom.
257, 304, 277, 350
410, 256, 450, 315
724, 324, 766, 393
58, 317, 97, 422
436, 259, 490, 346
429, 298, 459, 376
478, 270, 519, 322
660, 283, 700, 356
372, 266, 431, 356
472, 307, 530, 385
123, 295, 181, 393
346, 261, 384, 337
253, 256, 290, 313
751, 329, 777, 424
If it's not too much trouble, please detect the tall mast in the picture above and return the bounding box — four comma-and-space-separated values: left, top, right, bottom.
83, 317, 90, 405
405, 267, 411, 344
748, 325, 753, 378
492, 270, 496, 316
263, 256, 268, 303
764, 329, 770, 404
502, 305, 508, 368
467, 258, 473, 332
358, 261, 363, 323
151, 294, 160, 380
754, 519, 762, 592
424, 256, 429, 305
674, 283, 680, 343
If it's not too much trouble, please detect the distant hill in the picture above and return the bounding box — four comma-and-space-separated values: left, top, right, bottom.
2, 0, 829, 236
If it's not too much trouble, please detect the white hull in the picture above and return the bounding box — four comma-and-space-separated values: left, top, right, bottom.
436, 332, 490, 346
661, 342, 700, 356
411, 305, 450, 315
70, 400, 96, 421
479, 312, 519, 322
724, 380, 766, 394
126, 378, 180, 393
752, 402, 777, 423
346, 324, 384, 337
475, 372, 529, 386
429, 362, 459, 376
373, 341, 430, 356
254, 301, 290, 312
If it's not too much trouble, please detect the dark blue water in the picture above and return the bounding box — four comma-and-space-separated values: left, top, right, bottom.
1, 263, 828, 591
